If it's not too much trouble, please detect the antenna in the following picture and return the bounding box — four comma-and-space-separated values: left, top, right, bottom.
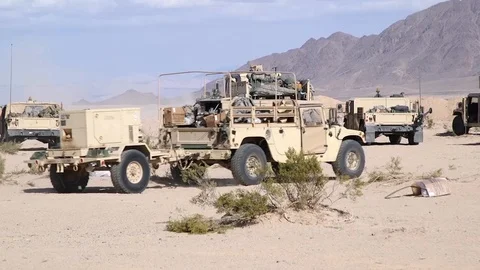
9, 43, 13, 114
272, 66, 278, 100
418, 73, 422, 113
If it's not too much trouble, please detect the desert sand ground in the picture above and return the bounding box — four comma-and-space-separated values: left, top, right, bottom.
1, 96, 480, 270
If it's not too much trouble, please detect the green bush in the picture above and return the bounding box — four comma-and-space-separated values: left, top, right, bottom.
214, 189, 271, 224
166, 214, 228, 234
262, 148, 364, 211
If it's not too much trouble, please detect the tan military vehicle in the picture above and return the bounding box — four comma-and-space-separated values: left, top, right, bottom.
0, 97, 62, 148
27, 69, 366, 194
343, 90, 432, 145
451, 93, 480, 135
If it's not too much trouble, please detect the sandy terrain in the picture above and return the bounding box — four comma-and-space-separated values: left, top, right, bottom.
1, 96, 480, 269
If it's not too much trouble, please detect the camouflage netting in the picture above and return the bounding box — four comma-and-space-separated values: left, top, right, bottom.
38, 105, 61, 118
246, 73, 310, 98
367, 105, 411, 113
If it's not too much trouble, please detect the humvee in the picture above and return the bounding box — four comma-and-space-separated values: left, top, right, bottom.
26, 69, 366, 194
1, 97, 62, 148
451, 93, 480, 135
343, 90, 432, 145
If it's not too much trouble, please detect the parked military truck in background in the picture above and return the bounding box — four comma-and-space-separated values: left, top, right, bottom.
27, 70, 366, 194
343, 90, 432, 145
451, 93, 480, 136
0, 97, 62, 148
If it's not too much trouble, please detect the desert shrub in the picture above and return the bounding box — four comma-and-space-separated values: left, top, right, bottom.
421, 168, 443, 179
386, 157, 402, 176
0, 155, 5, 179
261, 148, 364, 211
190, 176, 218, 207
425, 117, 434, 129
0, 142, 20, 155
180, 162, 208, 184
166, 214, 228, 234
166, 148, 366, 234
214, 189, 271, 225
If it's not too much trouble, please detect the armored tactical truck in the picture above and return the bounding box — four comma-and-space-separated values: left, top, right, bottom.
26, 70, 366, 194
0, 97, 62, 148
451, 93, 480, 136
343, 90, 432, 145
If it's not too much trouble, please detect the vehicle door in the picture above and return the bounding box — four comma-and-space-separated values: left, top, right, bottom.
467, 96, 479, 124
299, 106, 327, 154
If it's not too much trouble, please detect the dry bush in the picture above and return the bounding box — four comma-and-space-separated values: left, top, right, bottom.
214, 189, 272, 226
421, 168, 443, 179
425, 117, 434, 129
0, 155, 5, 180
167, 148, 365, 234
367, 156, 445, 184
367, 156, 406, 184
0, 142, 21, 155
261, 148, 364, 211
166, 214, 229, 234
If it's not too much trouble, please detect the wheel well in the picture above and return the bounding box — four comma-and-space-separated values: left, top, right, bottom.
123, 145, 151, 158
343, 135, 363, 145
240, 137, 273, 161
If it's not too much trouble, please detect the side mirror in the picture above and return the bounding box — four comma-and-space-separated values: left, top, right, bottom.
457, 102, 462, 109
337, 104, 343, 110
428, 108, 432, 114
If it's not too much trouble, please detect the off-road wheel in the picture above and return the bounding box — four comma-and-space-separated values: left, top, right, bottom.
452, 115, 466, 136
332, 139, 365, 178
388, 135, 402, 144
169, 162, 206, 185
111, 149, 150, 194
231, 143, 267, 186
49, 165, 89, 193
407, 132, 419, 145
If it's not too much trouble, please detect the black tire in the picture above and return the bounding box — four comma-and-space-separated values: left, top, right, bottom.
407, 132, 419, 145
111, 149, 150, 194
452, 115, 466, 136
332, 140, 365, 178
231, 143, 268, 186
49, 164, 89, 193
388, 135, 402, 144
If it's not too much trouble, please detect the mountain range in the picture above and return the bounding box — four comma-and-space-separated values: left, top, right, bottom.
74, 0, 480, 105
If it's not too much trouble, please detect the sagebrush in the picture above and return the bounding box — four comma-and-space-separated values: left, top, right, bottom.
262, 148, 364, 211
167, 148, 366, 234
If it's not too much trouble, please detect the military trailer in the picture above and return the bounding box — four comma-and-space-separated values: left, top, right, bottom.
451, 93, 480, 136
343, 91, 432, 145
26, 69, 366, 194
0, 97, 62, 148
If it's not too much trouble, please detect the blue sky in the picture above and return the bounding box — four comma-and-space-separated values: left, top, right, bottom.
0, 0, 445, 103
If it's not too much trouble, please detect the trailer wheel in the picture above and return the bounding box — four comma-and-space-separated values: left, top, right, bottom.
388, 135, 402, 144
49, 165, 89, 193
332, 139, 365, 178
111, 149, 150, 194
231, 143, 267, 186
452, 115, 466, 136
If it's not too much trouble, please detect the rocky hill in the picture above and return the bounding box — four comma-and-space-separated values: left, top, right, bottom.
237, 0, 480, 96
